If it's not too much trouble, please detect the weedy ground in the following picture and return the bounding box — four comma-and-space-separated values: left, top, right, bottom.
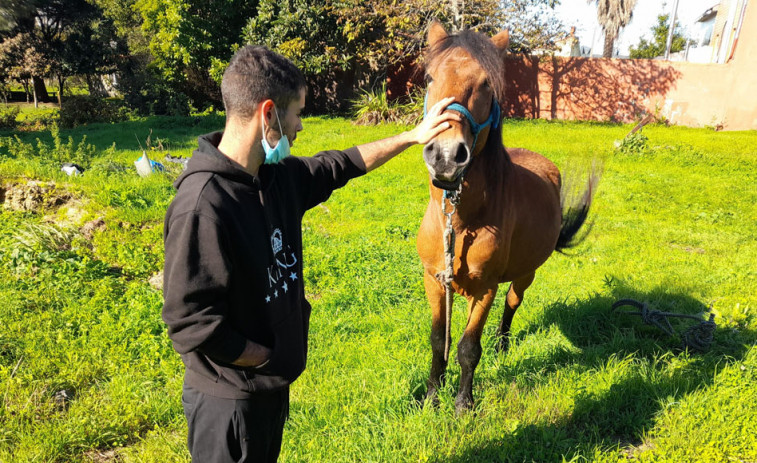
0, 115, 755, 462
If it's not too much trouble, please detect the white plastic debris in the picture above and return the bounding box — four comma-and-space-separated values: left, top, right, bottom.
61, 162, 84, 176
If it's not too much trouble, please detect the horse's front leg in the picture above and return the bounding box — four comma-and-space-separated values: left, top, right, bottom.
456, 287, 498, 412
424, 271, 448, 405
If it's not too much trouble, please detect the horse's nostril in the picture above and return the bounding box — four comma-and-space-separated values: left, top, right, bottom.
422, 143, 438, 164
453, 143, 470, 165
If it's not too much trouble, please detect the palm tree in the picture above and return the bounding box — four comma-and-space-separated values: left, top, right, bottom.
591, 0, 637, 57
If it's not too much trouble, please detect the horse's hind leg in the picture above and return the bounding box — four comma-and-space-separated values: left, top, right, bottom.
424, 272, 448, 404
456, 287, 498, 412
496, 272, 535, 353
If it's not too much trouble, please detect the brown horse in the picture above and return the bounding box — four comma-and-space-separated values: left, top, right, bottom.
417, 22, 598, 412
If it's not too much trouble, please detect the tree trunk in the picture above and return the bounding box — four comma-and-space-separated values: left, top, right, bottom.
21, 79, 31, 103
86, 74, 108, 97
603, 34, 615, 58
450, 0, 463, 31
32, 76, 50, 104
57, 75, 64, 105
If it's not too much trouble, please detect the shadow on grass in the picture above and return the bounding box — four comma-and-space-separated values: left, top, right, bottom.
431, 277, 754, 462
1, 115, 226, 153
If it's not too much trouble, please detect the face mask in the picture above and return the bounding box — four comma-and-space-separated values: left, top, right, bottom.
261, 105, 290, 165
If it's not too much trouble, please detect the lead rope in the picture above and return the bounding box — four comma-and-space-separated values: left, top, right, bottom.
612, 299, 717, 352
437, 186, 461, 362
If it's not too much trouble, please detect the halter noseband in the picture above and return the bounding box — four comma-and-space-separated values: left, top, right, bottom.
424, 93, 501, 149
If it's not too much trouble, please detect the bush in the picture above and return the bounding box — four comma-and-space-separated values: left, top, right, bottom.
125, 83, 193, 117
59, 96, 134, 128
0, 123, 97, 168
352, 83, 423, 125
615, 131, 650, 154
18, 107, 59, 132
118, 68, 194, 117
0, 105, 20, 129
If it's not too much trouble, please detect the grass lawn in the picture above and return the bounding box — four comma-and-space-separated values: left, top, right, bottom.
0, 116, 755, 462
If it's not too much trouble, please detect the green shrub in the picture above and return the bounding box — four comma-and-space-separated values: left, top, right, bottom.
13, 222, 79, 253
18, 107, 59, 131
59, 96, 134, 128
352, 83, 423, 125
615, 130, 650, 154
0, 134, 36, 159
0, 104, 20, 129
0, 123, 97, 168
37, 123, 97, 168
120, 75, 194, 117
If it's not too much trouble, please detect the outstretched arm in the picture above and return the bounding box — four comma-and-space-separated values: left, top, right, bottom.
356, 97, 460, 172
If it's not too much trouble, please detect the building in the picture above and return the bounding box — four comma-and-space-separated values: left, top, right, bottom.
682, 1, 749, 63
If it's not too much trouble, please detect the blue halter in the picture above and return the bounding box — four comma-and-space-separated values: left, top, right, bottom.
424, 93, 501, 149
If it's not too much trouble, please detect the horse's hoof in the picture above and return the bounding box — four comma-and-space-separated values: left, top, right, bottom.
495, 335, 510, 354
424, 390, 440, 408
454, 395, 474, 414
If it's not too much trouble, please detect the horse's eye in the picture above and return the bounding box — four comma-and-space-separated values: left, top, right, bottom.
425, 75, 433, 85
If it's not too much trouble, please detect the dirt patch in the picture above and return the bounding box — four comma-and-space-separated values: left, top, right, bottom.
670, 243, 706, 254
84, 449, 121, 462
81, 217, 107, 240
1, 180, 71, 212
621, 440, 655, 459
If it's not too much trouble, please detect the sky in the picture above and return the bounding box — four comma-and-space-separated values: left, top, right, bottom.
553, 0, 720, 56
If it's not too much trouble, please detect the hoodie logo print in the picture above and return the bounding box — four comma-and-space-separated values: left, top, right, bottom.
265, 228, 298, 304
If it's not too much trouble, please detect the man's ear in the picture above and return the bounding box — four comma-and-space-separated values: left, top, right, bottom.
491, 29, 510, 56
428, 20, 448, 48
260, 99, 275, 124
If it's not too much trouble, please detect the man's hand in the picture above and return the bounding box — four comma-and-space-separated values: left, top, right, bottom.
356, 96, 460, 172
407, 97, 461, 145
232, 341, 272, 368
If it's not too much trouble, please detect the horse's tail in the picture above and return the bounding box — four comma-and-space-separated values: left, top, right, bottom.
556, 163, 601, 252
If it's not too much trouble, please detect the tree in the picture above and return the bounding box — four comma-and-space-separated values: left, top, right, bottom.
244, 0, 347, 76
134, 0, 260, 104
0, 32, 50, 105
590, 0, 637, 58
501, 0, 566, 54
629, 14, 687, 59
332, 0, 511, 71
92, 0, 147, 54
241, 0, 566, 111
0, 0, 113, 105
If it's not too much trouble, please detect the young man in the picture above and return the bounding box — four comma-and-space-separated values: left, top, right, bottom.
162, 45, 459, 462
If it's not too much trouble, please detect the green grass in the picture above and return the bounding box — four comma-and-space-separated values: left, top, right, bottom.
0, 115, 755, 462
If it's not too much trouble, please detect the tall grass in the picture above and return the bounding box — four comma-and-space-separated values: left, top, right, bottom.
0, 116, 755, 462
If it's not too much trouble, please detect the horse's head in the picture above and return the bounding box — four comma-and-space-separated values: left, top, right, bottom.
422, 21, 509, 190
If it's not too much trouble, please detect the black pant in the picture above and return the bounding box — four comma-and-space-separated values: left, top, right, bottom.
182, 384, 289, 463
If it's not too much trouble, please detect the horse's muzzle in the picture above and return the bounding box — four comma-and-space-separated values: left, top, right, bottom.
423, 139, 470, 190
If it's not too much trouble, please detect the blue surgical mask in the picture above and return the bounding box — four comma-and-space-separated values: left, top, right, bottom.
261, 106, 290, 164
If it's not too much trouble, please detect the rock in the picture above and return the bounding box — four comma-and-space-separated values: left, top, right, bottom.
148, 271, 164, 291
53, 389, 75, 410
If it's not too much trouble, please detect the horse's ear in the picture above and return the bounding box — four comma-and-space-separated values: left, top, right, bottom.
491, 29, 510, 55
428, 20, 448, 47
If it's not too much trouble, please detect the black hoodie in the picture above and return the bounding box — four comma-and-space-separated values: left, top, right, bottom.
162, 131, 365, 399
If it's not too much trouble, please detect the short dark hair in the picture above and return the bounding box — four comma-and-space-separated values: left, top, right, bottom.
221, 46, 306, 121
